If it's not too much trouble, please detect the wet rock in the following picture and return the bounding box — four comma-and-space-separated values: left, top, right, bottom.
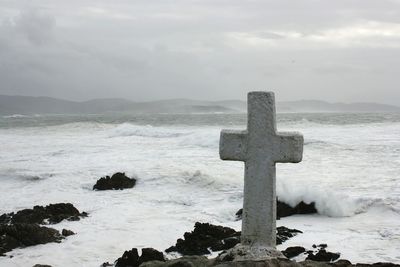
334, 260, 352, 266
166, 223, 301, 256
306, 249, 340, 262
93, 172, 136, 190
0, 223, 63, 255
62, 229, 75, 237
140, 248, 166, 264
0, 203, 87, 225
140, 256, 212, 267
357, 264, 400, 267
276, 226, 303, 245
115, 248, 140, 267
115, 248, 165, 267
236, 200, 317, 221
277, 201, 317, 219
165, 222, 240, 255
282, 246, 306, 259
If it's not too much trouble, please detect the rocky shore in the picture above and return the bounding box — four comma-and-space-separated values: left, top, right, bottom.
0, 203, 86, 256
1, 173, 398, 267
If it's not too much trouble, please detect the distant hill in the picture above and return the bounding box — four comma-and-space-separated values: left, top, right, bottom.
0, 95, 399, 115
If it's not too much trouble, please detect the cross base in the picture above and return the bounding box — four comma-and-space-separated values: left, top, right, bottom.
217, 244, 285, 262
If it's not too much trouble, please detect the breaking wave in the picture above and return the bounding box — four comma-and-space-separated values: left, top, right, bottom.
277, 182, 400, 217
108, 123, 187, 138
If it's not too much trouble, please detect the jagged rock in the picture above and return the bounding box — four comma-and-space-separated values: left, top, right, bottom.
93, 172, 136, 190
0, 203, 87, 225
282, 246, 306, 258
140, 248, 166, 264
138, 258, 400, 267
277, 201, 317, 219
276, 226, 303, 245
62, 229, 75, 237
236, 200, 317, 221
165, 222, 240, 255
0, 223, 63, 255
116, 248, 140, 267
165, 223, 301, 256
306, 249, 340, 262
140, 256, 212, 267
115, 248, 166, 267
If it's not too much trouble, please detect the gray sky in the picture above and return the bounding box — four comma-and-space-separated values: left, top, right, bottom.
1, 0, 400, 104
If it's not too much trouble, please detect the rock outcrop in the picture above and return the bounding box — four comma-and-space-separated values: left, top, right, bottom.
0, 203, 86, 255
0, 203, 87, 225
115, 248, 165, 267
165, 223, 302, 256
93, 172, 137, 190
0, 223, 63, 255
235, 200, 317, 221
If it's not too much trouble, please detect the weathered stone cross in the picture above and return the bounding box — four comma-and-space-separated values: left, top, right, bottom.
220, 91, 303, 251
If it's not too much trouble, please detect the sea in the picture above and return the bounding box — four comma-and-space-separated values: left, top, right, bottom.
0, 112, 399, 266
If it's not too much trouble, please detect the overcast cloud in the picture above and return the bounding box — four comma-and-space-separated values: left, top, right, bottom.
0, 0, 400, 104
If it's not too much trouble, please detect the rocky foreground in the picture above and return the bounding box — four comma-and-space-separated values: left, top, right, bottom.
98, 222, 399, 267
0, 203, 87, 256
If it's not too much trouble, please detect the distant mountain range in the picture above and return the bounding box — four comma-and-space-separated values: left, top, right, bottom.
0, 95, 399, 115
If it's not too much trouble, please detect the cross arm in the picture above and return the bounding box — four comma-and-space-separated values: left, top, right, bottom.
220, 130, 247, 161
275, 132, 304, 163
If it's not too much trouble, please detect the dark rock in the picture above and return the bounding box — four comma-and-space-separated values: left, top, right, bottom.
140, 256, 212, 267
282, 246, 306, 258
165, 222, 240, 255
355, 264, 398, 267
93, 172, 136, 190
115, 248, 165, 267
334, 260, 352, 266
306, 249, 340, 262
0, 223, 63, 255
115, 248, 140, 267
101, 262, 113, 267
166, 223, 301, 256
139, 248, 166, 264
236, 200, 317, 221
276, 226, 303, 245
61, 229, 75, 237
32, 265, 53, 267
235, 209, 243, 221
0, 203, 87, 225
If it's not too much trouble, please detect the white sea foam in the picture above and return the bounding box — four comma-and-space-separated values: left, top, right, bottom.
3, 114, 29, 118
1, 114, 400, 266
107, 123, 186, 138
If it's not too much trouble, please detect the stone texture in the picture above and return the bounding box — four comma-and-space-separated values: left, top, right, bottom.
220, 91, 303, 252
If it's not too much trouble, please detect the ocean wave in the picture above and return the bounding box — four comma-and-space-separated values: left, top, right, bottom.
108, 123, 187, 138
277, 183, 399, 217
178, 131, 220, 148
3, 114, 29, 119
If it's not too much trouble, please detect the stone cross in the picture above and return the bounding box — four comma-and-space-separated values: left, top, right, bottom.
220, 91, 303, 249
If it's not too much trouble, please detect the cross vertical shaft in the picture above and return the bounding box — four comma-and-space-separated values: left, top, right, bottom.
220, 91, 303, 250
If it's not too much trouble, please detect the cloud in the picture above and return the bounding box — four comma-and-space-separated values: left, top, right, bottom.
12, 9, 56, 45
0, 0, 399, 104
